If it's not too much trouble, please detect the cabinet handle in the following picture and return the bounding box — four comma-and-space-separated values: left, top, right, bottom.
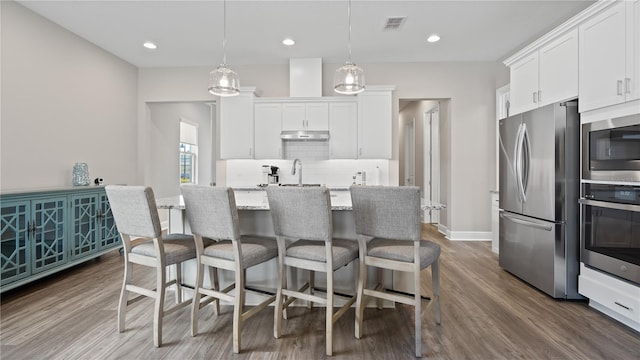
359, 148, 362, 157
617, 80, 623, 95
625, 78, 631, 94
532, 92, 537, 103
249, 148, 253, 157
614, 301, 632, 311
537, 90, 541, 103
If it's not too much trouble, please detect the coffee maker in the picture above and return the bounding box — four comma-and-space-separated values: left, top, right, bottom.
261, 165, 280, 185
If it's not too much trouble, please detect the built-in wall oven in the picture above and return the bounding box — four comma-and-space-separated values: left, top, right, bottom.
580, 184, 640, 285
582, 114, 640, 182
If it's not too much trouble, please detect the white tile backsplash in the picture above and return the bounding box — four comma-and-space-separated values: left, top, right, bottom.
283, 141, 329, 160
225, 159, 389, 188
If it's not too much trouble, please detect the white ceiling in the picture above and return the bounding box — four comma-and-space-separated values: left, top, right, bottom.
18, 0, 596, 68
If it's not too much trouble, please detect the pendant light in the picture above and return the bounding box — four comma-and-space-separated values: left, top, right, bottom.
208, 0, 240, 97
334, 0, 365, 95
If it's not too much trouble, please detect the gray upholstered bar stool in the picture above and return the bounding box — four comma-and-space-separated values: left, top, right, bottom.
181, 185, 278, 354
349, 185, 441, 358
266, 186, 358, 356
105, 185, 197, 347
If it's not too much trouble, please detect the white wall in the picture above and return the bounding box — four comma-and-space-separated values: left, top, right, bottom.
1, 1, 138, 190
147, 102, 212, 198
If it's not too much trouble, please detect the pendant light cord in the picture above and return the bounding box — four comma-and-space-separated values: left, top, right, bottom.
347, 0, 352, 63
222, 0, 227, 65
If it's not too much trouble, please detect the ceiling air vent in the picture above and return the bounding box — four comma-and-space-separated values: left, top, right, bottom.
383, 16, 407, 31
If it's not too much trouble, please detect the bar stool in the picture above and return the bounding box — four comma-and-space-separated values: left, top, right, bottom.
350, 185, 441, 358
105, 185, 197, 347
181, 185, 278, 354
266, 186, 358, 356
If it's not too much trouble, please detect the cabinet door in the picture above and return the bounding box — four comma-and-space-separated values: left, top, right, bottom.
219, 95, 254, 159
98, 192, 120, 250
1, 200, 30, 285
305, 102, 329, 130
70, 193, 99, 259
329, 102, 358, 159
579, 2, 627, 112
254, 103, 282, 159
282, 103, 306, 130
358, 92, 392, 159
538, 28, 578, 107
510, 52, 539, 115
627, 0, 640, 102
31, 196, 67, 273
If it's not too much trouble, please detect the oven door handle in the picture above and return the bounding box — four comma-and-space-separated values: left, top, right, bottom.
579, 198, 640, 212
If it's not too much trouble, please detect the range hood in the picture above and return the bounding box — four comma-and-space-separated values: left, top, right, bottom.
280, 130, 330, 141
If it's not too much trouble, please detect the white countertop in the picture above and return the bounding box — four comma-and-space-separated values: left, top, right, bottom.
157, 188, 445, 212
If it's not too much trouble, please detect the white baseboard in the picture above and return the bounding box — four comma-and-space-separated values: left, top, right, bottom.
435, 224, 491, 241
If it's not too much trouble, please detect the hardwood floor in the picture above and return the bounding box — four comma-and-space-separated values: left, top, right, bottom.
1, 225, 639, 359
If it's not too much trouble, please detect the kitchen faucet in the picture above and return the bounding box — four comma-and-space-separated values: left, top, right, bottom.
291, 158, 302, 186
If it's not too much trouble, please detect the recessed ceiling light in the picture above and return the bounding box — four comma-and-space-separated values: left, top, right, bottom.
143, 41, 157, 49
282, 38, 295, 46
427, 34, 440, 43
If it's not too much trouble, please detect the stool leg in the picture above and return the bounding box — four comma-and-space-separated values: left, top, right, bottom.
377, 268, 384, 309
175, 263, 182, 304
326, 268, 334, 356
355, 256, 366, 339
117, 257, 131, 333
274, 237, 286, 339
209, 266, 220, 316
432, 259, 441, 325
308, 270, 315, 309
191, 262, 204, 337
154, 264, 166, 347
232, 265, 245, 353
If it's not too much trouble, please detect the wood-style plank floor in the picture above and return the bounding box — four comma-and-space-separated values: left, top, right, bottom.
1, 225, 639, 359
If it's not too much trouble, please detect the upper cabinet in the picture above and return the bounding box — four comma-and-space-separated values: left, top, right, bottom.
219, 88, 256, 159
282, 102, 329, 131
254, 103, 282, 159
579, 0, 639, 112
508, 28, 578, 115
329, 102, 358, 159
358, 87, 394, 159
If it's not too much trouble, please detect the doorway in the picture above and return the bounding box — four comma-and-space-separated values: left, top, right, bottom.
399, 99, 441, 224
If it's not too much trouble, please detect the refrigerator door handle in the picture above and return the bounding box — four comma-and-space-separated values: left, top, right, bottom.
500, 212, 553, 231
514, 123, 527, 202
521, 123, 531, 198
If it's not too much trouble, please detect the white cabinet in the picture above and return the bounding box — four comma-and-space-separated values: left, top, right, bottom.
357, 87, 393, 159
508, 28, 578, 115
282, 102, 329, 130
491, 191, 499, 254
579, 263, 640, 332
579, 0, 639, 112
254, 103, 282, 159
219, 89, 256, 159
329, 102, 358, 159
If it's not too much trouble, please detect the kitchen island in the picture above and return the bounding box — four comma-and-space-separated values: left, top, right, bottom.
156, 188, 367, 306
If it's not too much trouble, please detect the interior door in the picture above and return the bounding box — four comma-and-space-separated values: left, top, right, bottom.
499, 114, 523, 213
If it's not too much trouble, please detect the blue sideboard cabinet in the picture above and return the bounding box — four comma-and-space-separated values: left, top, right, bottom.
0, 186, 121, 292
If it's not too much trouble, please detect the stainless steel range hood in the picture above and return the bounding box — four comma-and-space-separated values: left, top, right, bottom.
280, 130, 330, 141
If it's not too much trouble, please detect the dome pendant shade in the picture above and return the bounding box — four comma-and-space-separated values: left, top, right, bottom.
208, 64, 240, 97
334, 62, 365, 95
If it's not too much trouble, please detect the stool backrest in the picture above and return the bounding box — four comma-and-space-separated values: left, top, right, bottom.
266, 186, 332, 241
350, 185, 421, 241
181, 185, 240, 241
105, 185, 162, 239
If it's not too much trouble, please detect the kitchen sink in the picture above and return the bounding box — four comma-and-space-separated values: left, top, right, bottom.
280, 183, 322, 187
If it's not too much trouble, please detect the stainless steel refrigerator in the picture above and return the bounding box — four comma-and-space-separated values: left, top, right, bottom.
499, 100, 582, 299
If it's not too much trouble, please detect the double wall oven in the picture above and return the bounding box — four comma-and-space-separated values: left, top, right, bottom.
580, 114, 640, 285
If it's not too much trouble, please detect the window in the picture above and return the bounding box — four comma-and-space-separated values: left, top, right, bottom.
179, 121, 198, 184
180, 143, 196, 183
